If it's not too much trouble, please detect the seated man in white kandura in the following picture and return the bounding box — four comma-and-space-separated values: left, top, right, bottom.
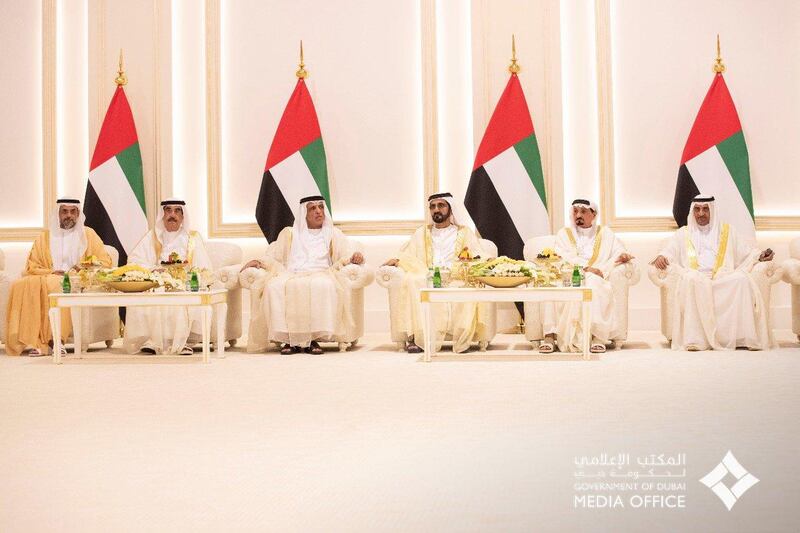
652, 194, 774, 351
382, 192, 494, 353
242, 196, 364, 355
540, 199, 633, 354
124, 198, 212, 355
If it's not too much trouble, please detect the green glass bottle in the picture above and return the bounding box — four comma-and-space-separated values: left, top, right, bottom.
189, 271, 200, 292
62, 272, 71, 293
433, 267, 442, 288
571, 265, 581, 287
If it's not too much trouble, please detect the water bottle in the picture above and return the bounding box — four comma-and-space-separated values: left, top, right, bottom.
433, 267, 442, 288
571, 265, 581, 287
62, 272, 71, 293
189, 271, 199, 292
427, 268, 434, 288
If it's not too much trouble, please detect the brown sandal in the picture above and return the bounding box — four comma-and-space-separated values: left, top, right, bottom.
280, 344, 295, 355
406, 342, 423, 354
305, 341, 324, 355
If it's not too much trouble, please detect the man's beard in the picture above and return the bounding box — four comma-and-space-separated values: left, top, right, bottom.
432, 212, 448, 223
60, 219, 76, 230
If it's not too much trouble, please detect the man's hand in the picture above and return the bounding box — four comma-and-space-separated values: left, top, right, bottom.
52, 270, 65, 276
652, 255, 669, 270
383, 258, 400, 267
759, 248, 774, 262
240, 259, 265, 272
615, 253, 634, 265
584, 266, 603, 277
348, 252, 364, 265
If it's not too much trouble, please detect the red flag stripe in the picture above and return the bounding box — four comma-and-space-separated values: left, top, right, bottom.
89, 86, 139, 171
472, 74, 535, 171
265, 79, 322, 170
680, 74, 742, 165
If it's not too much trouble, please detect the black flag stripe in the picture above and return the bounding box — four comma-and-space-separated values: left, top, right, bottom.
672, 164, 700, 227
84, 181, 128, 266
255, 170, 294, 242
464, 166, 525, 260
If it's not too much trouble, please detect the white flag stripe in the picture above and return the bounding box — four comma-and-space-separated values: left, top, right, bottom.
270, 151, 322, 211
88, 157, 148, 253
483, 146, 550, 240
686, 146, 755, 243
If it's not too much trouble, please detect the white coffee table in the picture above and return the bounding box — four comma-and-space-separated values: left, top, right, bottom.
48, 289, 228, 364
419, 286, 593, 361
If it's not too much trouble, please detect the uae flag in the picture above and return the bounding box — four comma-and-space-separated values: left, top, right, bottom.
83, 86, 148, 266
255, 79, 330, 241
674, 73, 755, 241
465, 73, 549, 260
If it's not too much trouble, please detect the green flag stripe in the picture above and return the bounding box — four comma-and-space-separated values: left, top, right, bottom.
513, 133, 547, 209
115, 142, 146, 213
716, 131, 753, 219
299, 137, 331, 211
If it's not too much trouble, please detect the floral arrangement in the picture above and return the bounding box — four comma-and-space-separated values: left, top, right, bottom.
95, 264, 213, 291
469, 256, 534, 278
536, 247, 561, 261
160, 251, 186, 265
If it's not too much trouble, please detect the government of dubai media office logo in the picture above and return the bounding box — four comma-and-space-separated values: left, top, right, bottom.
699, 451, 759, 510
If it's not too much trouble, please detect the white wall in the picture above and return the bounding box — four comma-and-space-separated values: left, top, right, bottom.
0, 0, 797, 335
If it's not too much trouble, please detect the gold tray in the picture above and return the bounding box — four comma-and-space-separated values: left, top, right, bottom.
475, 276, 531, 288
105, 280, 158, 293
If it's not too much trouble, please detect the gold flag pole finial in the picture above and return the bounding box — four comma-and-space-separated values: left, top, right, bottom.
713, 34, 726, 74
509, 34, 521, 74
115, 48, 128, 86
296, 40, 308, 79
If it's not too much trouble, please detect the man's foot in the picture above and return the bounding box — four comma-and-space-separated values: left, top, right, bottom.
590, 341, 606, 354
280, 344, 295, 355
305, 341, 324, 355
179, 345, 194, 356
406, 342, 423, 354
538, 335, 555, 354
686, 344, 703, 352
28, 347, 50, 357
140, 342, 157, 355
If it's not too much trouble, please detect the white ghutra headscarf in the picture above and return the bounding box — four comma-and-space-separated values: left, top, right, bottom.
287, 195, 334, 273
49, 198, 87, 271
155, 198, 193, 262
686, 194, 720, 271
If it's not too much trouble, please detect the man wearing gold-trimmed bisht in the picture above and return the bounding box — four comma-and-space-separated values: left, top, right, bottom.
539, 199, 633, 355
242, 196, 364, 355
4, 198, 112, 356
382, 192, 494, 353
124, 198, 212, 355
652, 195, 774, 351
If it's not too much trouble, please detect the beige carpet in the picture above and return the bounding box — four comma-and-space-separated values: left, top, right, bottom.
1, 331, 798, 532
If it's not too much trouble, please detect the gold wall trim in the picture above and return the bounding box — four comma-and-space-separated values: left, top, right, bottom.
595, 0, 800, 233
205, 0, 437, 238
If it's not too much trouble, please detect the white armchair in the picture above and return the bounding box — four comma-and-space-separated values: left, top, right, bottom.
206, 241, 244, 348
648, 239, 783, 341
781, 237, 800, 341
375, 239, 498, 351
239, 240, 374, 351
522, 235, 641, 347
0, 248, 10, 342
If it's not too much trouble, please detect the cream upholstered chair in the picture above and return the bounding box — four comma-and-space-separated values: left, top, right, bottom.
205, 241, 244, 348
0, 245, 120, 351
781, 236, 800, 342
648, 238, 783, 342
522, 235, 641, 347
238, 239, 374, 351
375, 238, 498, 351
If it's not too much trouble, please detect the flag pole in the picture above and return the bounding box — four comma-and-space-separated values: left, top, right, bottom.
713, 34, 726, 74
115, 48, 127, 86
509, 34, 521, 74
296, 40, 308, 79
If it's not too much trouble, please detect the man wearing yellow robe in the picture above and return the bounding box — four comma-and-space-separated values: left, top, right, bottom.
383, 192, 494, 353
4, 199, 111, 356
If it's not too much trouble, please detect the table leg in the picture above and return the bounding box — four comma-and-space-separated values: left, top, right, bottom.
72, 307, 82, 358
215, 302, 227, 358
49, 308, 62, 364
201, 306, 211, 363
581, 299, 592, 360
421, 301, 432, 363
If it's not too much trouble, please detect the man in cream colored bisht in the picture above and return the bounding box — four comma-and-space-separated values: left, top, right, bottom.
124, 198, 212, 355
382, 192, 493, 353
539, 199, 633, 355
5, 198, 112, 356
243, 196, 364, 355
652, 195, 774, 351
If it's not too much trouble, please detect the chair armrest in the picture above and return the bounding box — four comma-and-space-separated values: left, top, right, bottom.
216, 264, 242, 290
782, 258, 800, 285
609, 260, 640, 286
750, 260, 783, 285
375, 265, 405, 289
647, 263, 676, 288
339, 263, 374, 289
239, 267, 268, 290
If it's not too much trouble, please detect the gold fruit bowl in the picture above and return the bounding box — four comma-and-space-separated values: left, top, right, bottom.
476, 276, 532, 288
105, 280, 158, 293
